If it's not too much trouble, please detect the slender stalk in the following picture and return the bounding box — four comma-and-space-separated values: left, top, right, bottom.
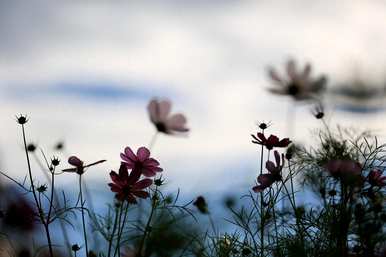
114, 202, 130, 257
148, 132, 158, 151
259, 142, 265, 257
21, 124, 54, 257
107, 205, 121, 257
33, 153, 72, 254
138, 187, 158, 257
79, 175, 89, 257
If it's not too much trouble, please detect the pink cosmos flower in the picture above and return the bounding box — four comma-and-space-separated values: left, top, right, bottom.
267, 59, 327, 101
62, 156, 106, 175
368, 169, 386, 187
108, 163, 153, 203
120, 147, 163, 177
251, 133, 291, 150
253, 151, 284, 192
147, 98, 189, 135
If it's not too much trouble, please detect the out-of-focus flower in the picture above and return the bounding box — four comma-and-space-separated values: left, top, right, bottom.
368, 169, 386, 187
3, 198, 36, 232
108, 163, 153, 203
120, 147, 162, 177
332, 76, 386, 114
147, 98, 189, 135
253, 151, 284, 192
62, 156, 106, 175
251, 133, 291, 150
27, 143, 36, 152
325, 160, 362, 184
193, 196, 209, 214
267, 59, 327, 101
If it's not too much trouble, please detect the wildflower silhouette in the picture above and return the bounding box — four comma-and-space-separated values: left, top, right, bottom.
62, 156, 106, 175
251, 133, 291, 150
147, 98, 189, 135
108, 163, 153, 203
253, 150, 284, 192
267, 59, 327, 101
120, 147, 162, 177
325, 159, 362, 182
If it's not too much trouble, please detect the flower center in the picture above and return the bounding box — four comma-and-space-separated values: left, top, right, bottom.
287, 82, 300, 96
155, 122, 167, 133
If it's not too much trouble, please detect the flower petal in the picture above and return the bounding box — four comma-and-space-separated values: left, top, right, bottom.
68, 156, 83, 167
124, 147, 138, 162
158, 100, 172, 121
147, 99, 160, 123
137, 147, 150, 162
132, 190, 150, 199
166, 114, 189, 132
133, 179, 153, 190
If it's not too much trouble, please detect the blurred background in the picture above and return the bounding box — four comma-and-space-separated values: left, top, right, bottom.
1, 0, 386, 206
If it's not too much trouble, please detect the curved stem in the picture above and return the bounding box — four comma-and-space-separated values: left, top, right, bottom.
79, 175, 89, 257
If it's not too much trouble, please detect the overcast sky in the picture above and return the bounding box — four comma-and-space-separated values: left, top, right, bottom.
1, 0, 386, 197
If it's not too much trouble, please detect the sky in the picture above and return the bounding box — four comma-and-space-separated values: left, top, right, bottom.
1, 0, 386, 201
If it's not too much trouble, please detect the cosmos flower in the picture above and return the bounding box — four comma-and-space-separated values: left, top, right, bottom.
325, 160, 363, 184
147, 98, 189, 135
251, 133, 291, 150
368, 169, 386, 187
120, 147, 163, 177
108, 163, 153, 203
62, 156, 106, 175
253, 151, 284, 192
193, 196, 209, 214
267, 59, 327, 101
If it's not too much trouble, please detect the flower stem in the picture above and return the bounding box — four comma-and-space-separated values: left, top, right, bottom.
21, 124, 54, 257
107, 205, 121, 257
138, 186, 158, 257
148, 132, 158, 151
259, 142, 265, 257
114, 202, 130, 257
79, 175, 89, 257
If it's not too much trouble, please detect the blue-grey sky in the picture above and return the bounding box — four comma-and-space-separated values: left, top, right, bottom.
1, 0, 386, 196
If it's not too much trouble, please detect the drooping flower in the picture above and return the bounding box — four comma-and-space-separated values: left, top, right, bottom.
253, 151, 284, 192
251, 133, 291, 150
62, 156, 106, 175
368, 169, 386, 187
147, 98, 189, 135
267, 59, 327, 101
108, 163, 153, 203
120, 147, 163, 177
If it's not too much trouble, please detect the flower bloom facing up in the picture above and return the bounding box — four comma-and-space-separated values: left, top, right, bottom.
62, 156, 106, 175
267, 59, 327, 101
251, 133, 291, 150
108, 163, 153, 203
325, 160, 363, 184
147, 98, 189, 135
120, 147, 163, 177
253, 151, 284, 192
368, 169, 386, 187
